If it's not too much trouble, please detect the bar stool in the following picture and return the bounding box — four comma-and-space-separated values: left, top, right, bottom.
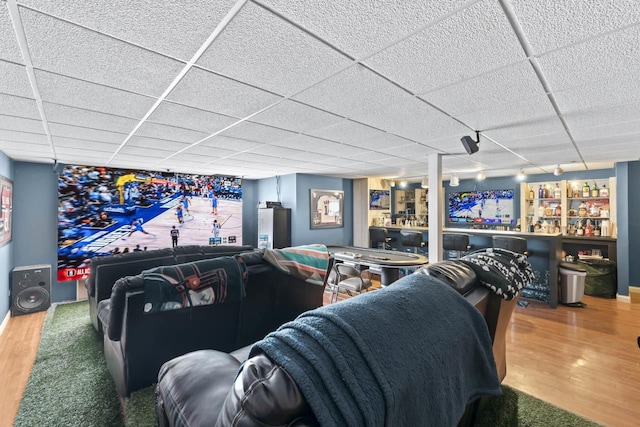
370, 228, 395, 250
492, 235, 528, 255
443, 233, 471, 259
400, 230, 426, 254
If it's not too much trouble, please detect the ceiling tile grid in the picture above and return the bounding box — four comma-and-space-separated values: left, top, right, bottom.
0, 129, 47, 144
133, 122, 210, 144
48, 122, 128, 144
126, 136, 191, 152
19, 0, 238, 60
20, 7, 185, 97
564, 102, 640, 130
304, 119, 385, 145
198, 2, 352, 96
196, 136, 263, 154
52, 136, 119, 152
220, 121, 297, 144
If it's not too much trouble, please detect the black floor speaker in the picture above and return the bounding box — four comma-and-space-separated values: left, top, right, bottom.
11, 264, 52, 316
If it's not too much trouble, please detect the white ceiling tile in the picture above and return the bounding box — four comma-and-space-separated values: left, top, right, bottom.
0, 5, 23, 64
305, 119, 384, 144
55, 146, 112, 158
21, 0, 237, 60
0, 94, 40, 119
198, 136, 262, 153
133, 122, 209, 144
249, 144, 306, 158
220, 121, 297, 144
366, 0, 526, 94
0, 114, 44, 134
553, 77, 640, 112
456, 95, 556, 132
0, 129, 47, 144
293, 64, 414, 119
572, 119, 640, 142
167, 67, 282, 118
35, 70, 156, 118
20, 8, 185, 97
500, 133, 574, 151
510, 0, 640, 54
564, 102, 640, 130
250, 100, 343, 133
127, 136, 190, 151
270, 134, 335, 151
539, 25, 640, 91
198, 2, 351, 96
52, 136, 119, 153
353, 97, 469, 143
49, 123, 127, 143
0, 61, 33, 98
0, 140, 51, 154
158, 152, 212, 164
482, 116, 566, 144
349, 133, 415, 151
422, 61, 545, 116
261, 0, 469, 58
118, 145, 173, 158
575, 132, 640, 147
43, 102, 138, 134
148, 101, 238, 134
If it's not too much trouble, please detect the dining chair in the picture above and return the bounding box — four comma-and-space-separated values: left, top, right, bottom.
330, 262, 373, 303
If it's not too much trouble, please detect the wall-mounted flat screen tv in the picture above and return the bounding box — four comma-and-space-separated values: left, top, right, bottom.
448, 189, 515, 225
369, 189, 390, 210
57, 165, 243, 282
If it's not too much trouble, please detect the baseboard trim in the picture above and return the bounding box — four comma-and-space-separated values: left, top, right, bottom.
617, 294, 631, 303
0, 310, 10, 337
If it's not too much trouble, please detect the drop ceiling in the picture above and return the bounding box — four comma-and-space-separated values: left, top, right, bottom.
1, 0, 640, 181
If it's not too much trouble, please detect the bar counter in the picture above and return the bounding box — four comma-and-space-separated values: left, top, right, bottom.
371, 226, 562, 308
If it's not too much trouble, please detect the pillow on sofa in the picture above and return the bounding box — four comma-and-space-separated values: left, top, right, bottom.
262, 244, 329, 285
460, 248, 534, 300
142, 255, 247, 314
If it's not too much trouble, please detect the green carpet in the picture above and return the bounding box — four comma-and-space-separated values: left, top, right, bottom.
14, 301, 602, 426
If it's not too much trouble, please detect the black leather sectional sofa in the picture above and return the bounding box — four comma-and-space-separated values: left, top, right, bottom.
155, 256, 528, 426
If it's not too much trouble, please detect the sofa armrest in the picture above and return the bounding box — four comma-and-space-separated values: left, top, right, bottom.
106, 275, 145, 341
215, 353, 318, 427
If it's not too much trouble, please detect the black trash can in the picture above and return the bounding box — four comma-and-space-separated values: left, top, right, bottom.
578, 259, 617, 298
558, 262, 587, 305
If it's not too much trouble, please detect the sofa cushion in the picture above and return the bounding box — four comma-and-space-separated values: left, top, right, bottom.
156, 350, 242, 427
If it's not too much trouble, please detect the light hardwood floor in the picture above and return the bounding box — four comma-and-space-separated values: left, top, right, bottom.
2, 290, 639, 427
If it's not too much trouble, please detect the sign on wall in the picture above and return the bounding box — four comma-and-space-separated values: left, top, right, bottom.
0, 174, 12, 248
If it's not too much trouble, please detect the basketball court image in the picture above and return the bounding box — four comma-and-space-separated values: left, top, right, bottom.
448, 190, 514, 225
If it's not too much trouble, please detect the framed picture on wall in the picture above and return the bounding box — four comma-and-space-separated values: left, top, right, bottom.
0, 174, 13, 248
310, 189, 344, 229
369, 189, 390, 210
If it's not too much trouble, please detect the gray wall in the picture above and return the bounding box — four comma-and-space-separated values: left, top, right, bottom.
0, 151, 12, 320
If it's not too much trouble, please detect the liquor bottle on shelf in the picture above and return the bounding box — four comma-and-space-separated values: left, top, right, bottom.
594, 220, 601, 237
529, 186, 535, 199
576, 220, 585, 236
567, 183, 574, 198
538, 184, 544, 199
537, 203, 545, 217
591, 181, 599, 197
554, 183, 562, 199
582, 181, 590, 198
600, 184, 609, 197
584, 219, 594, 237
573, 185, 580, 198
554, 203, 562, 217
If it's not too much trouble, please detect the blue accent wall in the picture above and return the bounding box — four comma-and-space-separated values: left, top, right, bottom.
0, 151, 13, 320
615, 161, 640, 297
13, 162, 74, 303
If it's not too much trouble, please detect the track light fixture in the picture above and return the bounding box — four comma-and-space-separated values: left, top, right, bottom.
390, 180, 396, 187
460, 130, 481, 155
554, 165, 564, 176
517, 169, 526, 180
421, 176, 428, 188
477, 170, 486, 180
450, 174, 460, 187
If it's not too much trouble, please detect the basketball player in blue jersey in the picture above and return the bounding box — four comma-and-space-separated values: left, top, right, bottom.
124, 217, 155, 239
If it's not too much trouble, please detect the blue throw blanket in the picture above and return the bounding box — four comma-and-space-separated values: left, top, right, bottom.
251, 273, 501, 426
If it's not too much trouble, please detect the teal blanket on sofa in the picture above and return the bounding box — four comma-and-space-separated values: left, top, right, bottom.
252, 273, 501, 426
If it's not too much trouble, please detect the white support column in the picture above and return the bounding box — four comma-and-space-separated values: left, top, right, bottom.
428, 153, 443, 262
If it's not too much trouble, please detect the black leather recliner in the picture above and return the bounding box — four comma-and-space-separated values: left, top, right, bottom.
86, 244, 254, 333
99, 250, 326, 397
155, 259, 522, 426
